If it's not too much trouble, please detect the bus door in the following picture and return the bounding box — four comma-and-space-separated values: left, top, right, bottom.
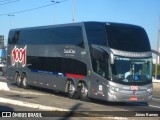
90, 45, 110, 98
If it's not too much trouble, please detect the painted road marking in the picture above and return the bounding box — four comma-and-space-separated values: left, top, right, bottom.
0, 82, 54, 96
0, 77, 6, 80
152, 98, 160, 101
149, 105, 160, 109
8, 90, 51, 96
0, 97, 68, 111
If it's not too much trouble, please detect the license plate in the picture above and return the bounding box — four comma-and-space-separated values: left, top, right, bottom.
131, 86, 139, 90
130, 97, 138, 101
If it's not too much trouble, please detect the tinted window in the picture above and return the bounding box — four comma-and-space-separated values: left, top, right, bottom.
62, 58, 87, 75
106, 25, 151, 52
8, 31, 20, 44
9, 26, 84, 48
90, 46, 109, 78
27, 56, 87, 76
85, 23, 106, 46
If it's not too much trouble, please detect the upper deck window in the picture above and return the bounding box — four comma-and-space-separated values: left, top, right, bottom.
85, 23, 107, 46
106, 25, 151, 52
8, 26, 84, 48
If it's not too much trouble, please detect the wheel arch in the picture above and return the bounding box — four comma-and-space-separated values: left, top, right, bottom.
78, 79, 88, 88
21, 71, 27, 77
15, 71, 20, 75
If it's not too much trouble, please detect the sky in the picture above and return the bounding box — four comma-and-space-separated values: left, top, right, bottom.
0, 0, 160, 51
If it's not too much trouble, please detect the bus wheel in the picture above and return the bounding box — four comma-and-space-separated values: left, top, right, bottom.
22, 74, 29, 89
16, 74, 22, 87
68, 81, 79, 99
80, 82, 90, 102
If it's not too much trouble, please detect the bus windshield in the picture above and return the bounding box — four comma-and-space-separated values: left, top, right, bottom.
111, 56, 152, 85
106, 24, 151, 52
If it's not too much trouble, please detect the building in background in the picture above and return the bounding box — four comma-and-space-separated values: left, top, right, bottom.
153, 58, 157, 64
0, 35, 4, 48
0, 35, 6, 71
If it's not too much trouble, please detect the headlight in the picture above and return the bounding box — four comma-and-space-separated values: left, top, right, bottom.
115, 87, 119, 92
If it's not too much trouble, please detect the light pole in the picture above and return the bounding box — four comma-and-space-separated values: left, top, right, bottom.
8, 14, 14, 29
72, 0, 76, 23
155, 18, 160, 79
51, 1, 60, 24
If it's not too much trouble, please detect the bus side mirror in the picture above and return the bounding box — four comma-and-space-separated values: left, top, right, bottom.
110, 53, 114, 64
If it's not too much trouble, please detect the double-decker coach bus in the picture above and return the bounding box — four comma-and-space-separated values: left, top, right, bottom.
6, 22, 152, 103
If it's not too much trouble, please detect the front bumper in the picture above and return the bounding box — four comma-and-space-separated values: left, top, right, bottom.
106, 89, 152, 102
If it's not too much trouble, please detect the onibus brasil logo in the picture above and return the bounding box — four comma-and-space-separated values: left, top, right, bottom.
12, 46, 27, 67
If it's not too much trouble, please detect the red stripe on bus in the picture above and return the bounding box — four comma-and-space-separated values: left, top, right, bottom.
66, 74, 84, 79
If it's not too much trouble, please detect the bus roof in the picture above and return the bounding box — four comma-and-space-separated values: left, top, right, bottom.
9, 21, 143, 32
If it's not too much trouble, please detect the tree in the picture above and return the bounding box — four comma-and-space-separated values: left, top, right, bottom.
152, 64, 160, 76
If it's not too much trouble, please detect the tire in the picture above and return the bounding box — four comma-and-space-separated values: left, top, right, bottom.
68, 81, 79, 99
16, 74, 22, 87
80, 82, 90, 102
21, 74, 29, 89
